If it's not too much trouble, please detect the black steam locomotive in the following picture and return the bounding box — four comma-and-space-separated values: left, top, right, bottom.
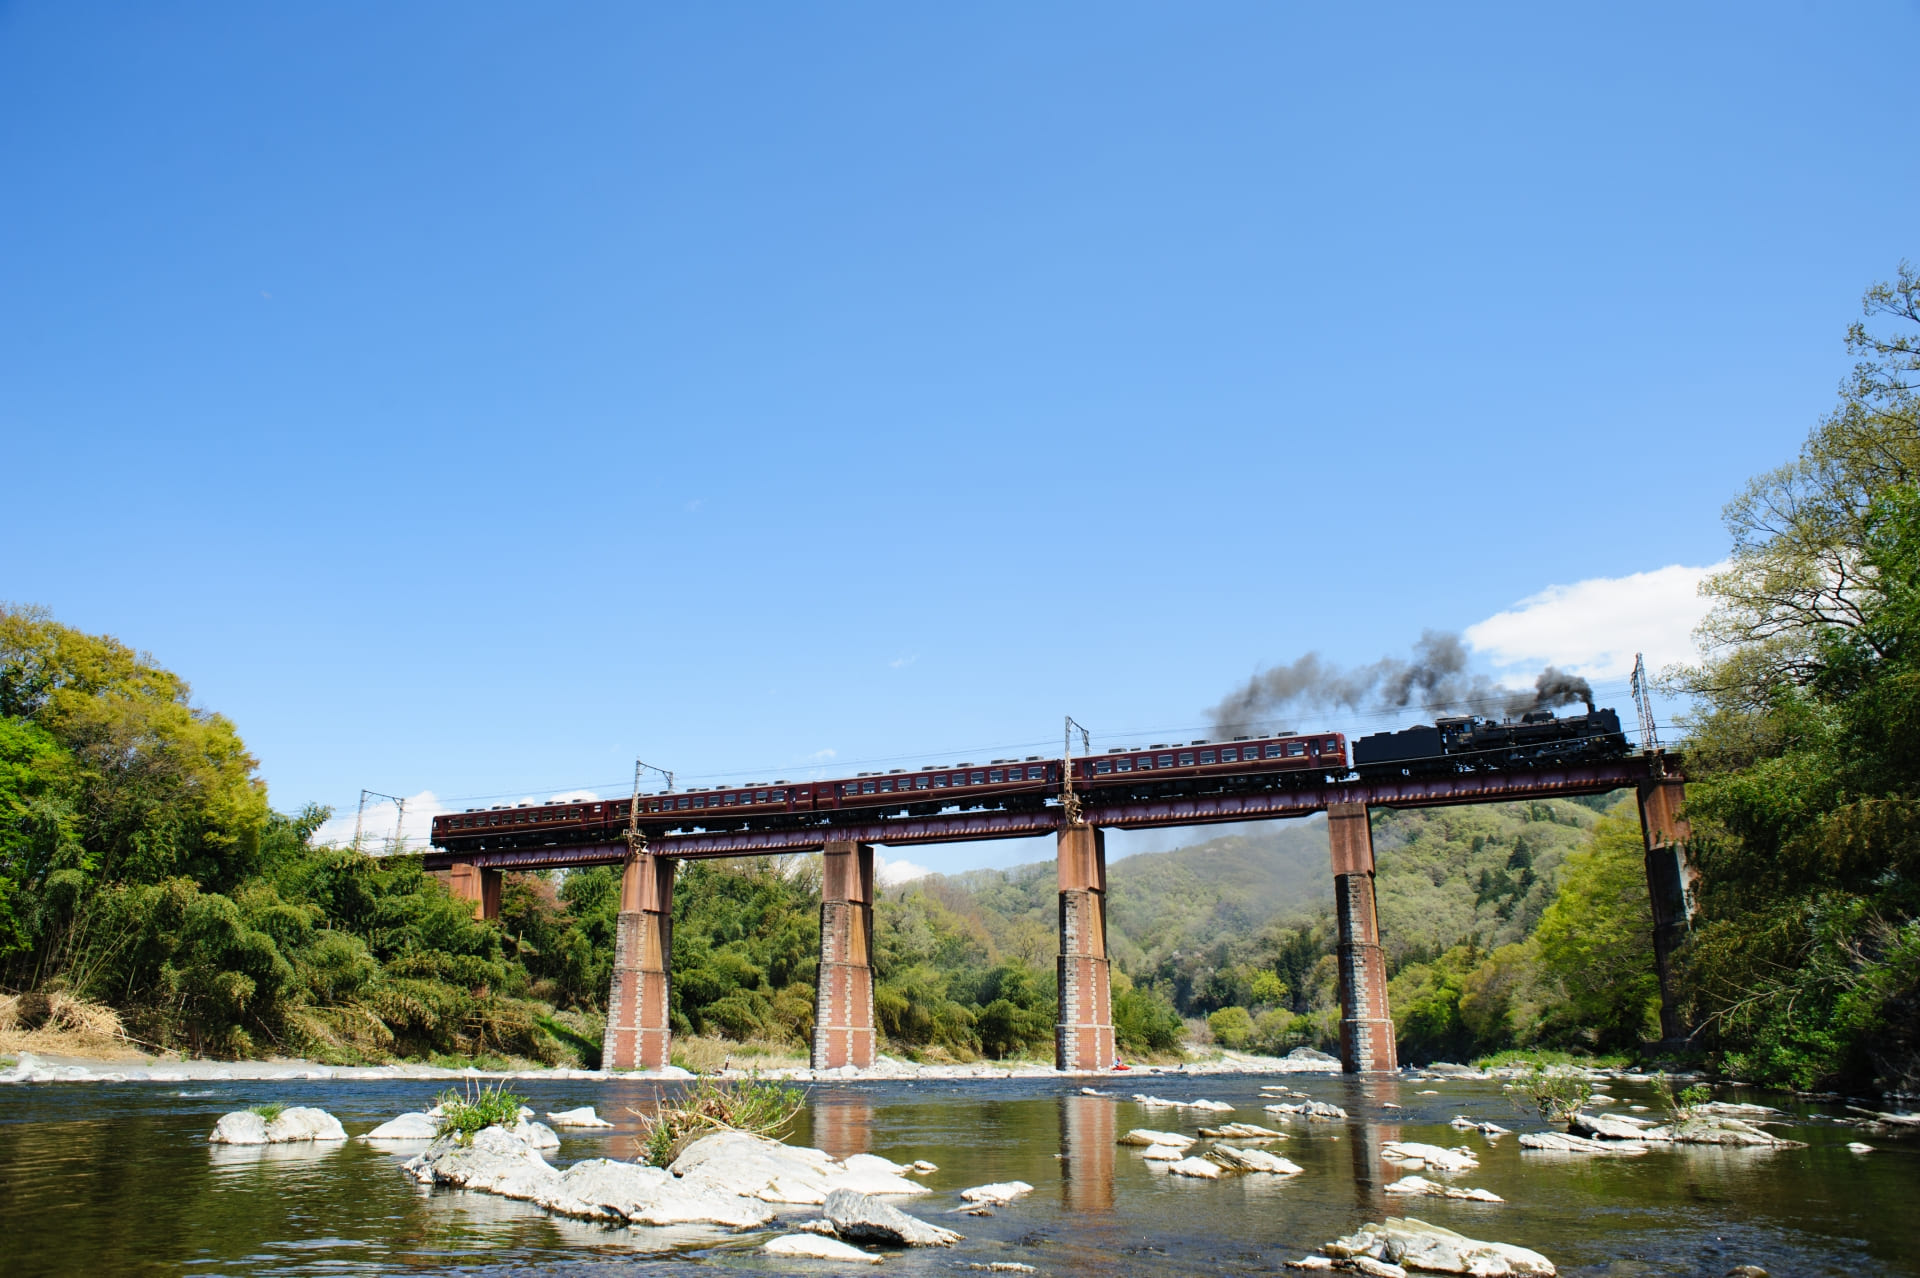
1352, 704, 1629, 776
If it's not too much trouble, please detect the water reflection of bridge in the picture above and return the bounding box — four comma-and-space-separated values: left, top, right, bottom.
426, 756, 1694, 1075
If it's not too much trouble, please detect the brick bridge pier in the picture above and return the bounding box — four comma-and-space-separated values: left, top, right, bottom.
439, 763, 1695, 1073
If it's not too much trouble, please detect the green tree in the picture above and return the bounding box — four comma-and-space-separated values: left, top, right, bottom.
1207, 1004, 1253, 1049
1531, 813, 1660, 1051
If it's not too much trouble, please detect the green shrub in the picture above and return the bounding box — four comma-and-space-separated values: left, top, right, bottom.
1207, 1005, 1253, 1049
434, 1080, 528, 1141
631, 1075, 804, 1166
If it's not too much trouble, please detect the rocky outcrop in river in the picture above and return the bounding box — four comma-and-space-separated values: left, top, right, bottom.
209, 1107, 347, 1145
1292, 1216, 1556, 1276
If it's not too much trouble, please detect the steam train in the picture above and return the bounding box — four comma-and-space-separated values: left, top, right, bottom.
1352, 703, 1630, 776
430, 705, 1632, 854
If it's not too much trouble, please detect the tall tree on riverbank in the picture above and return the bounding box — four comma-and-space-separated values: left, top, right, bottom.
1675, 264, 1920, 1092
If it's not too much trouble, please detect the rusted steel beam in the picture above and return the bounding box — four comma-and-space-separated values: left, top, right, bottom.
421, 758, 1669, 872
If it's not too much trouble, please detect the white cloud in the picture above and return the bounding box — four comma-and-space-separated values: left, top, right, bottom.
889, 654, 917, 669
875, 853, 933, 886
1465, 563, 1725, 682
314, 789, 453, 855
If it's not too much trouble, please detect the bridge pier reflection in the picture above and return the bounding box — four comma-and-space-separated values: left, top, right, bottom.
1060, 1093, 1116, 1212
809, 1096, 875, 1161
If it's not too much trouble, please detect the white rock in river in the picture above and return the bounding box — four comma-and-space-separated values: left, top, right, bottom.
1519, 1130, 1647, 1155
669, 1131, 922, 1205
1848, 1141, 1875, 1153
764, 1233, 882, 1263
1569, 1110, 1657, 1141
507, 1118, 561, 1150
1142, 1144, 1186, 1161
1326, 1217, 1554, 1276
959, 1181, 1033, 1204
545, 1158, 773, 1228
210, 1106, 348, 1145
1118, 1129, 1194, 1147
1380, 1141, 1478, 1172
911, 1159, 938, 1173
544, 1106, 613, 1128
1165, 1156, 1222, 1179
406, 1126, 560, 1200
1206, 1145, 1302, 1175
842, 1152, 909, 1176
824, 1188, 962, 1246
1383, 1174, 1504, 1202
363, 1112, 439, 1140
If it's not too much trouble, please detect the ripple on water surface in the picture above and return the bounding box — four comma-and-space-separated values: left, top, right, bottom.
0, 1073, 1912, 1276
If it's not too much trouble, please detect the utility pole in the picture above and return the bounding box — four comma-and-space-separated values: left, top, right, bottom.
625, 760, 674, 854
1630, 653, 1660, 756
354, 789, 406, 856
1062, 716, 1092, 826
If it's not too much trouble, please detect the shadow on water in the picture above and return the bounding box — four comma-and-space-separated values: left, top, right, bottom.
0, 1072, 1914, 1275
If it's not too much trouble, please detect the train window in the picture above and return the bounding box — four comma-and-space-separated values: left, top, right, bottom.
842, 784, 857, 797
755, 790, 769, 803
1265, 743, 1284, 758
915, 776, 929, 789
1287, 742, 1305, 756
1178, 752, 1194, 766
1157, 754, 1174, 768
861, 781, 877, 794
879, 778, 894, 792
1115, 757, 1131, 771
988, 769, 1004, 783
1027, 766, 1043, 780
694, 797, 706, 808
772, 789, 786, 801
932, 774, 947, 787
970, 771, 985, 785
1199, 750, 1216, 764
1095, 760, 1112, 774
1220, 747, 1237, 762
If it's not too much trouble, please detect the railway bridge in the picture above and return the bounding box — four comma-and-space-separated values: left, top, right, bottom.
423, 754, 1693, 1075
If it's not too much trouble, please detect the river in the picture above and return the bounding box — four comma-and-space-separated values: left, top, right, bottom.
0, 1072, 1912, 1275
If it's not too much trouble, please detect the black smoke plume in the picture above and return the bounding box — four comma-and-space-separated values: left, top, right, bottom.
1209, 630, 1593, 737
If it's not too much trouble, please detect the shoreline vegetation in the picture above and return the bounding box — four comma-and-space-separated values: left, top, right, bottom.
2, 267, 1917, 1098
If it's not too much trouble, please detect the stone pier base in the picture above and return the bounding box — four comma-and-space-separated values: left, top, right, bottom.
603, 852, 675, 1071
1637, 776, 1697, 1042
1328, 802, 1396, 1073
812, 840, 876, 1069
1056, 825, 1115, 1072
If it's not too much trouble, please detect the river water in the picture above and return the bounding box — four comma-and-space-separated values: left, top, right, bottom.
0, 1072, 1912, 1276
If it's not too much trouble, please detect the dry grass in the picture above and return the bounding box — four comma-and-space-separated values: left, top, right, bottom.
0, 991, 149, 1061
670, 1034, 807, 1075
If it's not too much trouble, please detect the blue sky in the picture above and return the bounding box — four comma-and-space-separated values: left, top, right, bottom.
4, 4, 1916, 872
